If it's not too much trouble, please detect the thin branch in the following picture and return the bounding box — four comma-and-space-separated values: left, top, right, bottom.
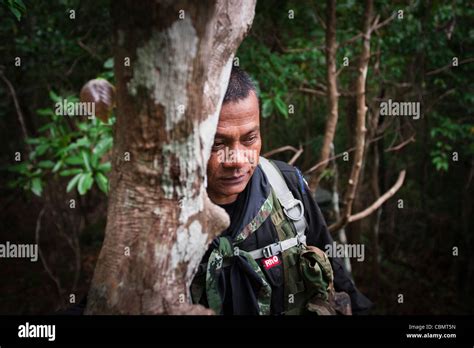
77, 40, 101, 61
339, 31, 363, 47
329, 169, 406, 232
66, 55, 84, 76
384, 134, 415, 152
424, 88, 456, 113
263, 145, 299, 158
313, 10, 327, 31
372, 12, 396, 32
426, 57, 474, 76
262, 144, 303, 165
0, 69, 31, 152
305, 150, 348, 175
304, 135, 384, 175
336, 65, 346, 77
288, 145, 304, 165
339, 11, 396, 47
35, 207, 64, 299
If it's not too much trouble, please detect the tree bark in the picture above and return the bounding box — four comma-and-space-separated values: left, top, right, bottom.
309, 0, 339, 191
86, 0, 255, 315
329, 143, 352, 274
329, 0, 372, 233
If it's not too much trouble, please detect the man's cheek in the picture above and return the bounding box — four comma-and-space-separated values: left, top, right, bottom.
207, 154, 218, 172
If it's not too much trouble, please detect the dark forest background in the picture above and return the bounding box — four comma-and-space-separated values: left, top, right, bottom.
0, 0, 473, 314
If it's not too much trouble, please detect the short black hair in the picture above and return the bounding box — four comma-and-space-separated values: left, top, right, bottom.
223, 65, 257, 104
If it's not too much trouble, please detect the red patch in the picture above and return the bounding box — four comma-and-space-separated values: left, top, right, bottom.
262, 255, 281, 270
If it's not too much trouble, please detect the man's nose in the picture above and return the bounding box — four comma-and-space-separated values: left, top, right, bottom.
221, 145, 251, 169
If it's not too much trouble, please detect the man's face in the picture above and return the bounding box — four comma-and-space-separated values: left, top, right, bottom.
207, 91, 261, 205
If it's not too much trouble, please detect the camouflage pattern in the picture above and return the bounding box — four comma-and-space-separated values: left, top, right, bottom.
306, 297, 337, 315
206, 237, 232, 314
330, 290, 352, 315
299, 245, 334, 301
269, 189, 307, 313
234, 194, 273, 244
205, 236, 272, 315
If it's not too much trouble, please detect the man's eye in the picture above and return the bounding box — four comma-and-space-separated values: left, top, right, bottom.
212, 142, 224, 150
244, 136, 257, 144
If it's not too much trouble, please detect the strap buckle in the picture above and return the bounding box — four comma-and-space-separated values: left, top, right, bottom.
262, 243, 281, 258
283, 199, 304, 221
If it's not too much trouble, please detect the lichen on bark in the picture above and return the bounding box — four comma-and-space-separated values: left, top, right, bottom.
127, 16, 198, 131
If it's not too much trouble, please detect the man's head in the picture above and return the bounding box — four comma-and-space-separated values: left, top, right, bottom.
207, 66, 261, 205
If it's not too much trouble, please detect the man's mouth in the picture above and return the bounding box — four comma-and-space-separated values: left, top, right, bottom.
220, 173, 247, 185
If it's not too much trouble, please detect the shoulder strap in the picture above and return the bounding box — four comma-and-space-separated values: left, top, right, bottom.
259, 156, 307, 246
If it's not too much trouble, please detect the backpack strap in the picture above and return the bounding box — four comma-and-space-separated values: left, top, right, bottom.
258, 157, 307, 247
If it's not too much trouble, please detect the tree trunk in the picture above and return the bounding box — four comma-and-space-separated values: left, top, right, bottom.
309, 0, 339, 190
86, 0, 256, 315
329, 143, 352, 274
329, 0, 372, 233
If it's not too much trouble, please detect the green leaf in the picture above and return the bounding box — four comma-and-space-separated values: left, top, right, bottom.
95, 172, 109, 194
38, 160, 55, 169
36, 144, 49, 156
52, 160, 62, 173
75, 137, 91, 147
274, 96, 288, 118
37, 108, 53, 117
38, 123, 55, 132
91, 152, 99, 169
60, 168, 83, 176
66, 173, 82, 193
25, 137, 42, 145
262, 98, 274, 118
103, 58, 114, 69
97, 161, 111, 172
49, 90, 61, 103
15, 0, 26, 12
64, 155, 83, 165
31, 177, 43, 196
7, 162, 29, 174
10, 6, 21, 21
93, 137, 113, 157
81, 150, 92, 172
78, 172, 93, 195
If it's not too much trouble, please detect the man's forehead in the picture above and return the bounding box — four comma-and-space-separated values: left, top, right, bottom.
215, 124, 260, 139
217, 92, 259, 127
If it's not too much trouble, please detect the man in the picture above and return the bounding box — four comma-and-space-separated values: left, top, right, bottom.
190, 66, 373, 315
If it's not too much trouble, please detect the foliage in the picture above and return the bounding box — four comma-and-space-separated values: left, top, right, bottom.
6, 91, 115, 197
1, 0, 26, 21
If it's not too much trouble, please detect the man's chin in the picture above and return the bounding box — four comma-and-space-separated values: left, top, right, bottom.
217, 182, 248, 199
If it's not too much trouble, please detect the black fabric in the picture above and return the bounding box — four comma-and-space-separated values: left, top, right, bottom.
220, 200, 238, 216
211, 236, 263, 315
195, 159, 373, 315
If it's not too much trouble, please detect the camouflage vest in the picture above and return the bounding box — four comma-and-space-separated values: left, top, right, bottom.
191, 158, 351, 315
